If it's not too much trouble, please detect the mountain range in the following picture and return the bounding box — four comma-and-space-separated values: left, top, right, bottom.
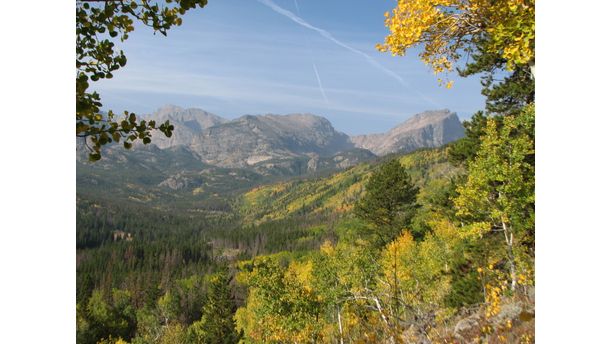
141, 105, 463, 170
77, 105, 465, 198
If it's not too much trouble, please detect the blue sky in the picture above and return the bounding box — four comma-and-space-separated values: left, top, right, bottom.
94, 0, 486, 135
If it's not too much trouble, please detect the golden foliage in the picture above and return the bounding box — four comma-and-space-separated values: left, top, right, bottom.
377, 0, 535, 84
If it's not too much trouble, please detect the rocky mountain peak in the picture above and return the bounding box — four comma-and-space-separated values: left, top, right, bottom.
350, 109, 465, 156
188, 112, 354, 169
93, 107, 465, 174
145, 105, 227, 149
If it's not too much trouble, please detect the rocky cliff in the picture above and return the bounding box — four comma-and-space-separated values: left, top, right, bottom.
350, 110, 465, 156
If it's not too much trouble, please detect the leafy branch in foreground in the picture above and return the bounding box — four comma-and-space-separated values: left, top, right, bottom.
377, 0, 535, 86
76, 0, 208, 161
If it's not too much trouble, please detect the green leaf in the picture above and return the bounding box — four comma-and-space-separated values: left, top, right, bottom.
89, 153, 101, 161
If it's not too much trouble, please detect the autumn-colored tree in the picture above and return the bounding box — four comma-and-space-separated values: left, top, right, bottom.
377, 0, 535, 86
453, 104, 535, 291
375, 217, 465, 340
76, 0, 208, 161
235, 256, 324, 342
312, 239, 382, 342
96, 336, 130, 344
458, 50, 535, 116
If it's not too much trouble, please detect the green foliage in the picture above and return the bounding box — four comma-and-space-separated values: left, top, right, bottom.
458, 48, 535, 116
354, 159, 419, 244
448, 111, 499, 165
241, 163, 371, 223
454, 104, 535, 290
454, 105, 535, 236
188, 266, 242, 344
411, 176, 461, 238
235, 257, 324, 342
76, 0, 208, 161
445, 266, 483, 308
77, 289, 137, 344
76, 131, 535, 342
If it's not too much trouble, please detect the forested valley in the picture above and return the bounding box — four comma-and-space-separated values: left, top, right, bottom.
77, 104, 535, 343
76, 0, 535, 343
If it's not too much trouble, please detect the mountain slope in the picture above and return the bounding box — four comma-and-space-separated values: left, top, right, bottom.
138, 106, 464, 172
77, 107, 466, 204
187, 113, 355, 169
350, 109, 465, 156
240, 147, 462, 223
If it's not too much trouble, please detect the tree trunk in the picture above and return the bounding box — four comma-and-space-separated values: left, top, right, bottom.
372, 296, 395, 344
337, 306, 344, 344
502, 220, 517, 291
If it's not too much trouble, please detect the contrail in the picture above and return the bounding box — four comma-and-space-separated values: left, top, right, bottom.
257, 0, 441, 107
312, 62, 329, 104
293, 0, 300, 13
293, 0, 328, 104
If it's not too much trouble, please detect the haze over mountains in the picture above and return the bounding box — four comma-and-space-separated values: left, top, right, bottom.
350, 109, 465, 156
140, 105, 464, 169
77, 105, 465, 196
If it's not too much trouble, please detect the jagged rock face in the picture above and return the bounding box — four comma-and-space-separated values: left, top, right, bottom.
350, 110, 465, 156
142, 106, 464, 167
188, 113, 355, 169
77, 106, 468, 197
146, 105, 228, 149
82, 106, 465, 176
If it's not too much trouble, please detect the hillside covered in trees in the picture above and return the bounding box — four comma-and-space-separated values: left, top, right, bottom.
77, 104, 535, 342
76, 0, 535, 343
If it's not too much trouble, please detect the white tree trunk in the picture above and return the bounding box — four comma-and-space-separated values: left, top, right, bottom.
336, 306, 344, 344
502, 220, 517, 291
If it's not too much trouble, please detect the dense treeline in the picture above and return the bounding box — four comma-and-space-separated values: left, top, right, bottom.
76, 197, 235, 250
76, 196, 339, 301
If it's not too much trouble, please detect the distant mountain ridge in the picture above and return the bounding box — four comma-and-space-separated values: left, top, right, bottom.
142, 105, 465, 167
78, 105, 465, 182
350, 109, 465, 156
188, 113, 355, 169
77, 105, 466, 199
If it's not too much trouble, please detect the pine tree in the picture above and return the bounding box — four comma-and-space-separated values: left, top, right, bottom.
354, 159, 419, 244
188, 266, 242, 344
